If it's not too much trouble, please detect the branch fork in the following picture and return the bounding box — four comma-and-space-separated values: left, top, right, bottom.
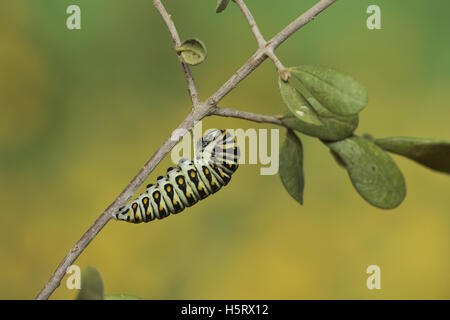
36, 0, 337, 300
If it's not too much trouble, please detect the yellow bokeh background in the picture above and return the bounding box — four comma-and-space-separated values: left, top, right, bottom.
0, 0, 449, 299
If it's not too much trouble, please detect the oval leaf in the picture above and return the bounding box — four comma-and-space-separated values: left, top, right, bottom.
105, 294, 142, 300
216, 0, 231, 13
176, 38, 207, 66
326, 136, 406, 209
289, 66, 368, 116
76, 266, 104, 300
374, 137, 450, 174
279, 130, 305, 205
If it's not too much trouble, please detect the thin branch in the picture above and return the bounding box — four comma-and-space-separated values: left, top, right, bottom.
265, 48, 290, 81
233, 0, 290, 81
208, 0, 336, 106
153, 0, 200, 107
269, 0, 337, 50
233, 0, 266, 48
210, 106, 286, 127
36, 0, 336, 300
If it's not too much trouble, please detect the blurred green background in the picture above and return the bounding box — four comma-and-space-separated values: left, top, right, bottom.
1, 0, 449, 300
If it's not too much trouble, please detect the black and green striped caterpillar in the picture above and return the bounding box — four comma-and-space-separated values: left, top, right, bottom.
115, 129, 239, 223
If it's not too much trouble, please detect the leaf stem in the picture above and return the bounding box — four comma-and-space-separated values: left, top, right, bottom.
265, 48, 291, 81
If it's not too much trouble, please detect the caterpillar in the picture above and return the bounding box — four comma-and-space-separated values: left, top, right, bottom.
115, 129, 239, 224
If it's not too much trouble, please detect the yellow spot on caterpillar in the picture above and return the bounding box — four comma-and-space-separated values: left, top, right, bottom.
197, 185, 203, 191
132, 203, 137, 209
205, 168, 209, 174
178, 177, 184, 184
186, 192, 191, 198
228, 164, 232, 168
190, 171, 196, 178
211, 164, 215, 168
220, 172, 225, 178
154, 192, 159, 199
135, 213, 139, 219
159, 205, 163, 211
143, 198, 148, 204
211, 181, 215, 186
146, 210, 150, 216
173, 199, 178, 205
166, 185, 172, 192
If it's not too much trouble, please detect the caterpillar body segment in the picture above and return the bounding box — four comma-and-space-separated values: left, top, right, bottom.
115, 129, 239, 224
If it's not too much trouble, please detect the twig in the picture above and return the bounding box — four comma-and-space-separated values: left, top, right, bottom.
209, 106, 285, 127
153, 0, 200, 107
269, 0, 337, 50
210, 0, 336, 105
35, 0, 336, 300
265, 48, 290, 81
35, 105, 211, 300
233, 0, 290, 80
233, 0, 266, 48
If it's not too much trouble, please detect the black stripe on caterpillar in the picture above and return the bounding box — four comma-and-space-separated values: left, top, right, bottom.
115, 129, 239, 224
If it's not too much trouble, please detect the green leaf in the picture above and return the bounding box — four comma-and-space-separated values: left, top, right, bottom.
105, 294, 142, 300
289, 66, 368, 116
216, 0, 231, 13
326, 136, 406, 209
279, 75, 359, 141
286, 73, 330, 115
279, 130, 305, 205
76, 266, 104, 300
329, 149, 346, 168
374, 137, 450, 174
176, 38, 207, 66
281, 110, 358, 141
